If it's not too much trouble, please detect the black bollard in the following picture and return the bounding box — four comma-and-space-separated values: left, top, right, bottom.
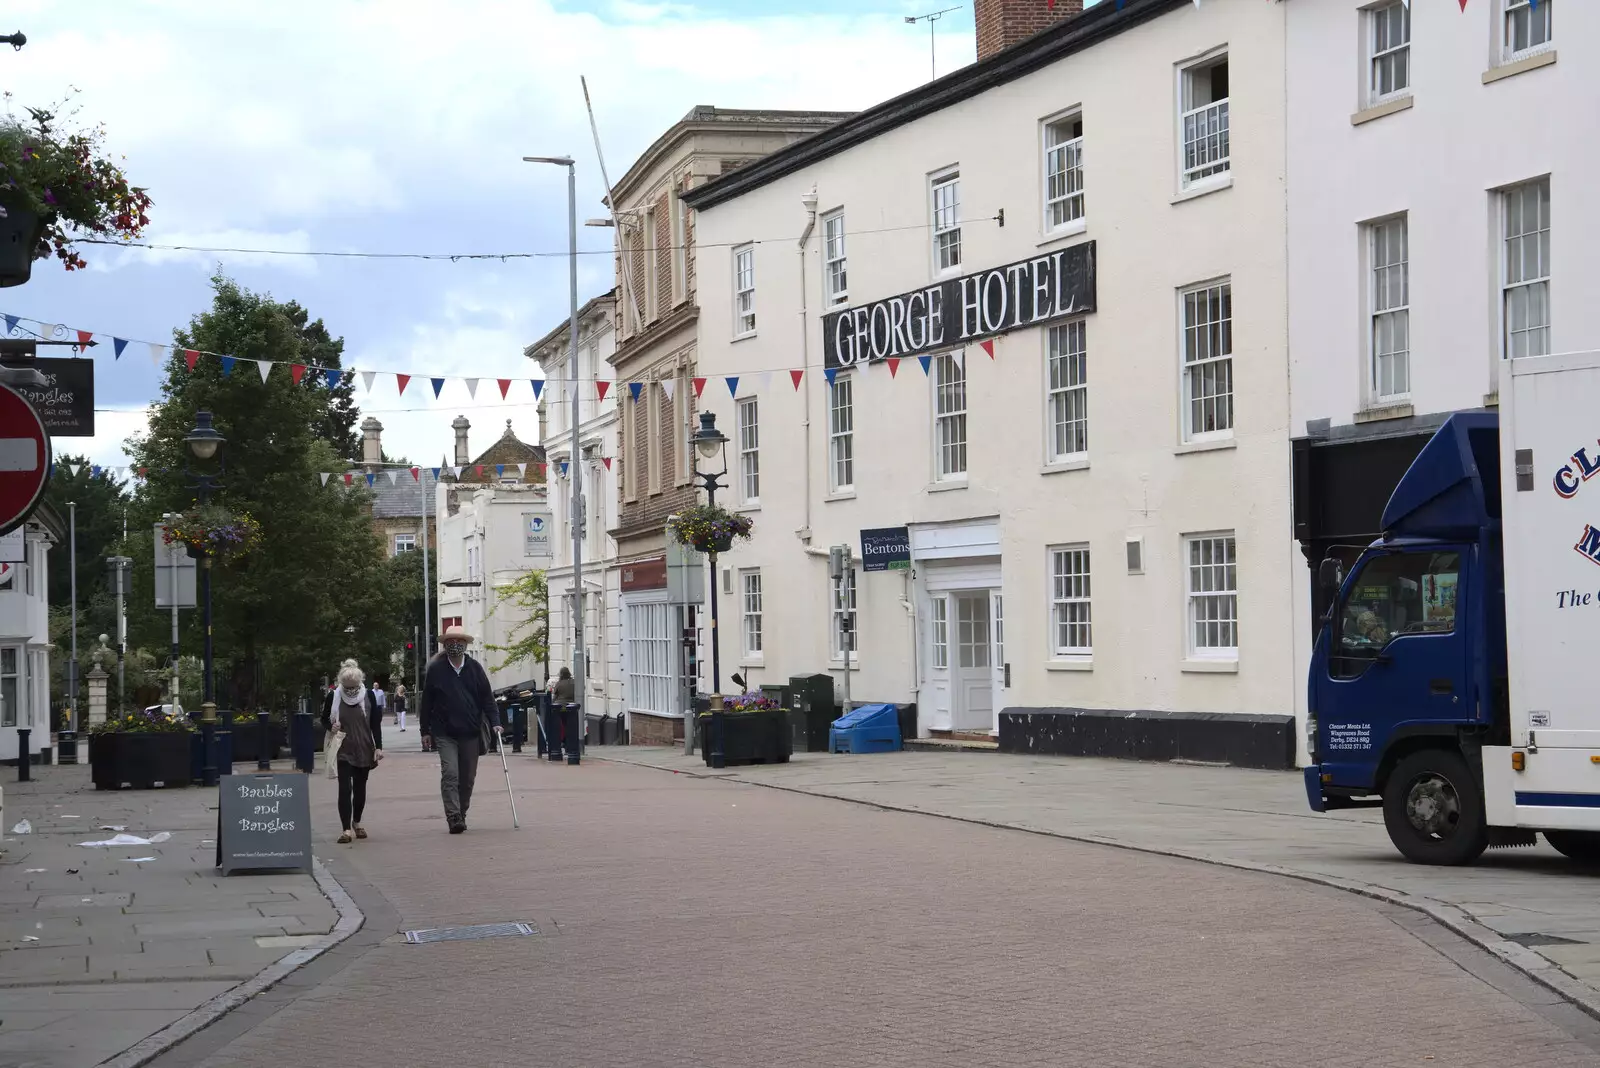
545, 698, 564, 763
565, 703, 582, 765
709, 710, 726, 770
294, 709, 314, 773
256, 710, 272, 771
16, 726, 30, 780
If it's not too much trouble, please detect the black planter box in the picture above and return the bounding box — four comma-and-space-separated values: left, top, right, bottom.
230, 721, 286, 764
998, 708, 1296, 770
703, 708, 792, 767
89, 732, 194, 790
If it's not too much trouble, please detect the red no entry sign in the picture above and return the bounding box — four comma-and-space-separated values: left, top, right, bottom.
0, 382, 51, 537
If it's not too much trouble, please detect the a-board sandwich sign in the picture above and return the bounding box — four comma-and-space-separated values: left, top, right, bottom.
216, 773, 313, 875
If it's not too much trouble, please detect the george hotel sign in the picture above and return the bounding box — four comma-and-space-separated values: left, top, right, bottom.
822, 241, 1095, 370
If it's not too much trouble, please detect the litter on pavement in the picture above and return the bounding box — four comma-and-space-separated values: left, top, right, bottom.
24, 868, 45, 873
125, 857, 157, 863
11, 820, 31, 834
77, 832, 171, 848
99, 825, 126, 831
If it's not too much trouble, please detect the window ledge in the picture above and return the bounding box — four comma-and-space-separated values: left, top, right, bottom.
731, 331, 758, 344
739, 658, 765, 669
1484, 391, 1500, 409
1484, 49, 1556, 85
1351, 95, 1413, 126
1182, 658, 1239, 674
926, 480, 968, 494
824, 490, 857, 503
1175, 437, 1236, 456
1041, 458, 1089, 476
1172, 175, 1232, 205
1046, 658, 1093, 672
1037, 220, 1088, 248
827, 660, 860, 671
1354, 402, 1414, 424
736, 504, 761, 514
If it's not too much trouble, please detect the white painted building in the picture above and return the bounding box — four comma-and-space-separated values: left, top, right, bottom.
0, 508, 60, 766
530, 291, 624, 717
683, 0, 1301, 766
1286, 0, 1589, 735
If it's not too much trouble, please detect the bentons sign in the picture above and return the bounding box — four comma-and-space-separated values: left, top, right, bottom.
822, 242, 1095, 370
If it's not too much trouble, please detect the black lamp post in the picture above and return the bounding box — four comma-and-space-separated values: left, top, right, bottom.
690, 412, 730, 700
184, 411, 225, 787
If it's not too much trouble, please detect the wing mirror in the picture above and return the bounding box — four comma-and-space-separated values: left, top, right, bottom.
1318, 557, 1344, 594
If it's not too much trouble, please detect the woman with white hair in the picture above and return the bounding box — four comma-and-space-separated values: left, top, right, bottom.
321, 658, 384, 844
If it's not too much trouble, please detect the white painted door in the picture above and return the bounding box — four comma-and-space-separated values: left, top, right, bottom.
990, 591, 1006, 734
953, 592, 993, 732
924, 594, 952, 731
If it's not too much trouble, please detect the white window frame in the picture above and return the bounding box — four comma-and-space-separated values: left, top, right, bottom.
625, 602, 675, 715
671, 189, 688, 306
393, 533, 417, 555
647, 382, 662, 496
737, 396, 760, 505
644, 206, 659, 320
1501, 177, 1551, 360
1185, 532, 1239, 660
1367, 1, 1411, 105
823, 210, 848, 307
1179, 279, 1234, 443
674, 372, 692, 485
0, 645, 17, 727
1050, 545, 1092, 658
930, 168, 962, 275
1046, 320, 1088, 463
733, 245, 756, 338
933, 353, 967, 482
831, 569, 858, 662
1501, 0, 1552, 64
829, 373, 854, 493
740, 569, 763, 659
930, 596, 948, 671
1178, 51, 1230, 190
1042, 112, 1085, 232
586, 453, 604, 559
1369, 215, 1410, 403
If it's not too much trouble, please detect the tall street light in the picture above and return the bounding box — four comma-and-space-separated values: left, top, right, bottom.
524, 153, 585, 748
184, 411, 225, 787
690, 412, 730, 699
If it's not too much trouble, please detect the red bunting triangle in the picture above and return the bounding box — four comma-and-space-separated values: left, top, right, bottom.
137, 467, 148, 478
290, 363, 306, 385
535, 463, 547, 477
980, 339, 995, 359
396, 373, 410, 395
474, 465, 484, 478
1458, 0, 1467, 8
183, 349, 200, 371
596, 381, 611, 402
343, 473, 353, 485
602, 457, 613, 471
886, 358, 900, 378
497, 378, 511, 400
75, 329, 92, 351
790, 369, 804, 391
411, 467, 421, 482
692, 377, 707, 398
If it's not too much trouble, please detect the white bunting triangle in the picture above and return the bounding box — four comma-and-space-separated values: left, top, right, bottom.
952, 349, 965, 371
149, 343, 164, 366
660, 379, 676, 401
362, 370, 377, 393
319, 472, 331, 487
465, 378, 479, 399
516, 463, 526, 478
386, 470, 398, 485
37, 323, 57, 342
451, 466, 463, 480
257, 360, 272, 384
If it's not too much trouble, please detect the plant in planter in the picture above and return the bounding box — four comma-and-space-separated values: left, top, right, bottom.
667, 504, 753, 555
701, 691, 790, 767
161, 505, 262, 560
0, 100, 152, 285
87, 705, 195, 790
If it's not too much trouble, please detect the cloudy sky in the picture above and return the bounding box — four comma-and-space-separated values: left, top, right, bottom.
4, 0, 983, 470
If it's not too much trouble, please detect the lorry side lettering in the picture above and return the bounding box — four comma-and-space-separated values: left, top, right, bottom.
1555, 464, 1581, 498
1575, 524, 1600, 566
1574, 446, 1600, 482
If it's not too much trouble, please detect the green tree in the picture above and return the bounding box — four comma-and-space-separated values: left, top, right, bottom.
485, 569, 549, 676
124, 275, 406, 708
42, 455, 129, 612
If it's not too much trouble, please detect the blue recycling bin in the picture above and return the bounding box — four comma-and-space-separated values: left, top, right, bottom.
829, 703, 902, 754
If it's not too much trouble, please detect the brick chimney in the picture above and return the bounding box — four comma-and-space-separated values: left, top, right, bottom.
452, 415, 471, 467
360, 416, 383, 471
975, 0, 1082, 62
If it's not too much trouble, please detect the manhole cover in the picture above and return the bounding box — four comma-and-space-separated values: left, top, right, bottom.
1506, 932, 1584, 948
405, 922, 539, 944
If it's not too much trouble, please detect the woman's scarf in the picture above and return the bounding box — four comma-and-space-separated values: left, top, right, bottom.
331, 685, 367, 731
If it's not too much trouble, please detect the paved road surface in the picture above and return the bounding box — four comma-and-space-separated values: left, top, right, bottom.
139, 746, 1600, 1068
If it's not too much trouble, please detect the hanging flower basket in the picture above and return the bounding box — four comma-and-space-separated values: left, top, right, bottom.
666, 504, 752, 555
161, 505, 262, 561
0, 100, 152, 283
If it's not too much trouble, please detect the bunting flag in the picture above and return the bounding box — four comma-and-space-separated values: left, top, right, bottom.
430, 466, 441, 480
473, 465, 485, 479
465, 378, 479, 399
112, 337, 127, 360
411, 467, 421, 482
220, 355, 236, 376
952, 349, 965, 371
498, 378, 512, 400
602, 457, 613, 471
343, 473, 354, 486
3, 314, 16, 334
37, 323, 57, 341
431, 377, 445, 398
824, 368, 838, 387
887, 358, 901, 378
661, 379, 676, 401
725, 376, 739, 397
918, 355, 932, 375
75, 329, 92, 351
692, 377, 707, 398
397, 373, 411, 395
596, 380, 611, 403
790, 369, 804, 391
516, 463, 526, 478
386, 470, 399, 485
365, 473, 376, 488
184, 349, 200, 372
324, 367, 341, 389
629, 382, 644, 403
137, 466, 148, 478
362, 370, 377, 393
148, 342, 163, 366
558, 461, 570, 478
319, 472, 331, 487
290, 363, 307, 385
257, 360, 272, 384
496, 464, 505, 478
451, 466, 463, 480
979, 339, 996, 360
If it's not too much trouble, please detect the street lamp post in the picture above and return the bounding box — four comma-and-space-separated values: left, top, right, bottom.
689, 412, 731, 691
184, 411, 225, 787
523, 153, 585, 754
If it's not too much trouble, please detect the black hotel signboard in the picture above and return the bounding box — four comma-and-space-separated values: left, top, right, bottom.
217, 773, 313, 875
822, 241, 1095, 370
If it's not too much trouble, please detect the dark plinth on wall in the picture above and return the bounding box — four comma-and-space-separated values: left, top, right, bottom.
999, 708, 1296, 770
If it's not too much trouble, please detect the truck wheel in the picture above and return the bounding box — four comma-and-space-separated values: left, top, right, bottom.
1543, 831, 1600, 864
1382, 749, 1489, 865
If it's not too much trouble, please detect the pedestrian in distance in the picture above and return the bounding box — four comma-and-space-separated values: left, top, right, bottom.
551, 666, 576, 703
393, 682, 408, 731
321, 659, 384, 845
372, 680, 386, 725
419, 625, 502, 834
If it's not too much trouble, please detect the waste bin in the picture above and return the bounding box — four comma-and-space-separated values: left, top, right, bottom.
788, 674, 837, 753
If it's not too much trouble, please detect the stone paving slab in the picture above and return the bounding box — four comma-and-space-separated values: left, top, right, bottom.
0, 762, 340, 1068
597, 746, 1600, 1010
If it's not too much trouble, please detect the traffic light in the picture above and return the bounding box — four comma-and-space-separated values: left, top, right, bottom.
405, 641, 414, 651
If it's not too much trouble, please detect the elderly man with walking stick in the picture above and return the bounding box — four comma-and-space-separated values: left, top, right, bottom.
418, 625, 503, 834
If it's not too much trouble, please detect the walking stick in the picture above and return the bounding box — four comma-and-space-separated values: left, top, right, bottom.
496, 730, 520, 829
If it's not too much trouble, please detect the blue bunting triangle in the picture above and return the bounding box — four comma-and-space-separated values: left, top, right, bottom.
496, 464, 505, 477
220, 356, 236, 376
2, 314, 16, 335
558, 461, 570, 477
918, 355, 932, 375
824, 368, 838, 387
324, 368, 341, 389
430, 466, 441, 479
629, 382, 643, 402
113, 337, 128, 360
531, 379, 544, 400
725, 376, 739, 397
431, 377, 445, 398
365, 472, 376, 487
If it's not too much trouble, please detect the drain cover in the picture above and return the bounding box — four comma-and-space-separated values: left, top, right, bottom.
405, 922, 539, 944
1506, 932, 1584, 948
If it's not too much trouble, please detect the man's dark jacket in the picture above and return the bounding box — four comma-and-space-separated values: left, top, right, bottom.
418, 652, 501, 741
